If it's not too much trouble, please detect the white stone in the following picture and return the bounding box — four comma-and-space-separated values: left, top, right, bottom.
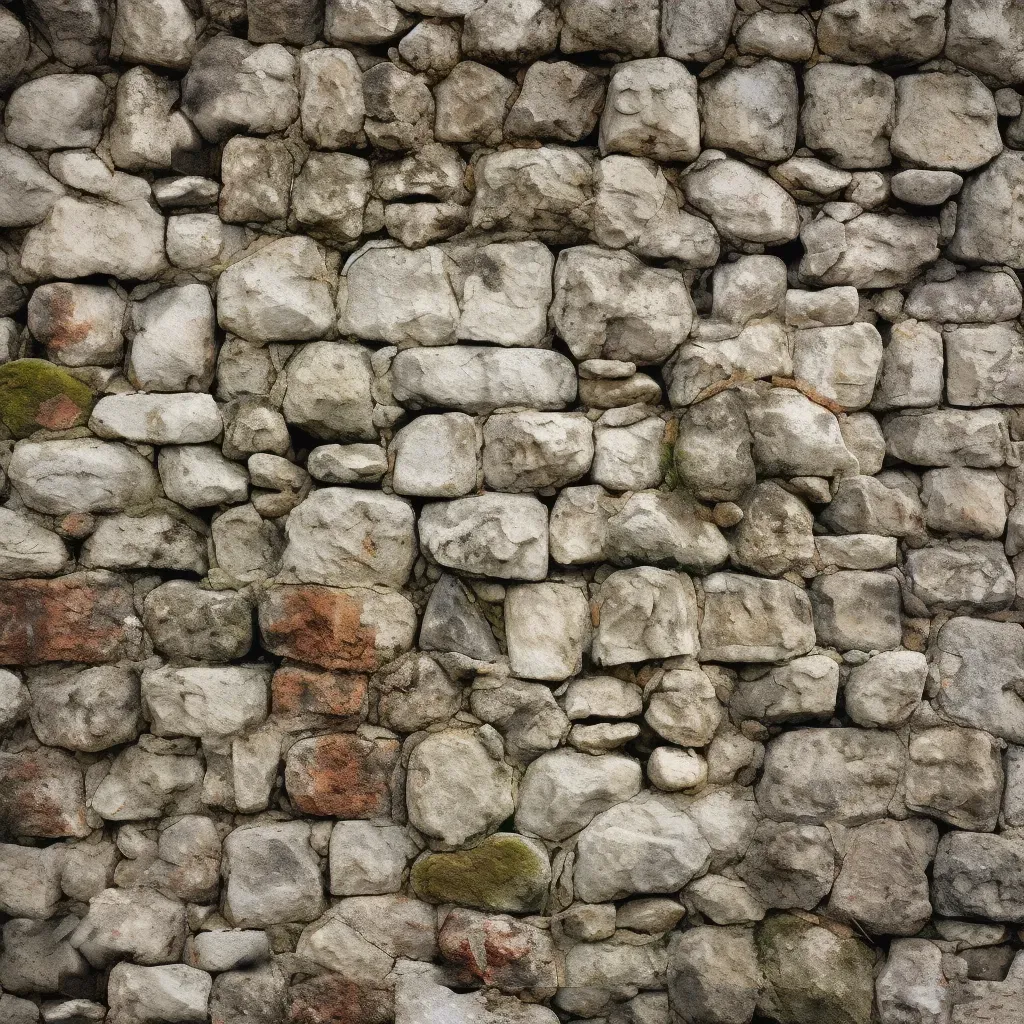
90, 393, 222, 445
505, 583, 592, 681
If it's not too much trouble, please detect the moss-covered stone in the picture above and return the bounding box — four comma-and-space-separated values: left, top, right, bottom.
411, 832, 550, 913
755, 913, 875, 1024
0, 359, 94, 438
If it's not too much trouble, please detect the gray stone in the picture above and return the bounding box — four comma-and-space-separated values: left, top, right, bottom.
419, 574, 500, 661
71, 887, 186, 968
757, 728, 905, 825
483, 411, 594, 492
845, 651, 927, 728
107, 962, 211, 1023
418, 494, 549, 580
904, 541, 1015, 614
505, 582, 591, 681
283, 342, 375, 441
515, 750, 641, 842
392, 347, 577, 414
932, 833, 1024, 922
700, 573, 815, 663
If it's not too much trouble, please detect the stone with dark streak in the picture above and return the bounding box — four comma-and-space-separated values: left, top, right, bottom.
0, 748, 89, 838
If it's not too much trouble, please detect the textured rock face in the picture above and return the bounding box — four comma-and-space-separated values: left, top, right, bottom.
1, 3, 1023, 1022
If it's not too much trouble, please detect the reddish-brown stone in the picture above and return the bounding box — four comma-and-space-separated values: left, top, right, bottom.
285, 733, 399, 818
259, 585, 379, 671
287, 974, 392, 1024
0, 749, 89, 839
272, 664, 368, 725
0, 571, 135, 665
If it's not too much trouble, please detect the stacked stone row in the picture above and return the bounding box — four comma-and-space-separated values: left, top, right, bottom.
3, 0, 1024, 1023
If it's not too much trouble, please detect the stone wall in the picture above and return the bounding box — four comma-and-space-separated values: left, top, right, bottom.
1, 0, 1024, 1021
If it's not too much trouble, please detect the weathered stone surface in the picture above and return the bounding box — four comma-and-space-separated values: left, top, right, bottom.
406, 729, 515, 848
757, 728, 904, 825
932, 833, 1024, 922
222, 821, 324, 927
259, 584, 417, 671
418, 494, 549, 580
700, 574, 815, 663
0, 571, 136, 666
286, 733, 399, 817
392, 347, 577, 414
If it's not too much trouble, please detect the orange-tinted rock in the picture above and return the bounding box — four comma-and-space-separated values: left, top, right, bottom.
288, 973, 392, 1024
285, 733, 399, 818
258, 585, 417, 672
0, 571, 136, 665
272, 663, 368, 726
0, 748, 89, 838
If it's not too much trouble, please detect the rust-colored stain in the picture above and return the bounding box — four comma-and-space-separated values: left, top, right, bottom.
287, 973, 393, 1024
286, 733, 399, 818
35, 392, 86, 430
271, 664, 368, 721
439, 914, 534, 987
42, 285, 93, 353
0, 574, 134, 665
0, 751, 86, 839
259, 585, 379, 671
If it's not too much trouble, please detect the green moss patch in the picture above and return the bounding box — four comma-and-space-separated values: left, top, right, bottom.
0, 359, 94, 438
411, 832, 550, 913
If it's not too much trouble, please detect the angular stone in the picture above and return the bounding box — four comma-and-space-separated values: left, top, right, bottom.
0, 571, 135, 666
181, 36, 297, 143
729, 655, 839, 725
683, 154, 800, 245
22, 194, 167, 282
259, 584, 417, 671
392, 346, 576, 414
906, 724, 1002, 832
905, 270, 1022, 324
945, 323, 1024, 406
845, 651, 927, 729
600, 58, 700, 164
0, 843, 65, 919
340, 244, 458, 346
932, 833, 1024, 922
505, 61, 605, 143
286, 733, 399, 818
756, 728, 905, 825
217, 236, 337, 344
949, 153, 1024, 266
71, 887, 186, 967
418, 494, 549, 580
883, 409, 1009, 468
661, 0, 736, 61
298, 48, 364, 150
324, 0, 413, 44
142, 665, 269, 739
219, 137, 292, 224
810, 571, 903, 652
272, 664, 367, 726
505, 583, 591, 682
932, 617, 1024, 742
872, 320, 944, 411
27, 283, 125, 368
89, 745, 203, 821
5, 74, 107, 150
282, 488, 416, 588
0, 144, 65, 229
756, 915, 874, 1024
668, 925, 760, 1024
592, 567, 699, 666
223, 821, 324, 928
574, 792, 712, 903
482, 411, 593, 492
79, 512, 207, 574
471, 679, 568, 766
744, 388, 857, 478
552, 246, 693, 364
392, 414, 481, 498
701, 59, 798, 163
469, 146, 594, 243
515, 750, 641, 842
0, 508, 70, 579
329, 821, 417, 896
791, 323, 882, 411
905, 541, 1014, 614
158, 446, 251, 510
802, 63, 894, 169
107, 962, 211, 1024
700, 574, 815, 663
946, 0, 1024, 85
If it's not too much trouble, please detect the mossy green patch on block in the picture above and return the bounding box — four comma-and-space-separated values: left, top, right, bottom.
755, 913, 875, 1024
411, 832, 551, 913
0, 359, 94, 438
